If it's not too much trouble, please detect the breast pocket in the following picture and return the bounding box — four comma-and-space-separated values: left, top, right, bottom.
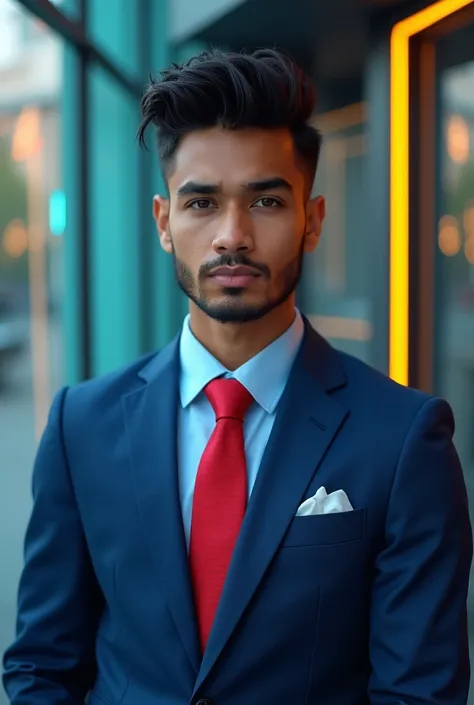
282, 508, 367, 547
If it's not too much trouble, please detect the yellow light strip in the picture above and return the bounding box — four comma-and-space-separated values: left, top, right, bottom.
389, 0, 474, 385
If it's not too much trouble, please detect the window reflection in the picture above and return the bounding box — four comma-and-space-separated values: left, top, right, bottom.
438, 60, 474, 476
0, 2, 64, 693
437, 53, 474, 688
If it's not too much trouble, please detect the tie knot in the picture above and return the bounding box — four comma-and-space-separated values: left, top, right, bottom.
204, 378, 254, 422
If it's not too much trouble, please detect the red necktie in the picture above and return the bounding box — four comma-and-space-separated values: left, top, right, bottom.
189, 377, 254, 652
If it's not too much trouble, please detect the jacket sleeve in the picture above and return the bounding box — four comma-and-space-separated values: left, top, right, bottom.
369, 397, 472, 705
2, 387, 104, 704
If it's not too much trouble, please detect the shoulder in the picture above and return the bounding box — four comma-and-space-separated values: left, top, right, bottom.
335, 347, 454, 438
57, 349, 164, 433
303, 319, 433, 420
70, 351, 156, 401
339, 349, 428, 404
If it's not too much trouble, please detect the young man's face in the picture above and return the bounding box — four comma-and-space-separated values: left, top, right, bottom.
154, 127, 325, 324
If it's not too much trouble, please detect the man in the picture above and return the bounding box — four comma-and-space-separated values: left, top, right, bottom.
3, 48, 472, 705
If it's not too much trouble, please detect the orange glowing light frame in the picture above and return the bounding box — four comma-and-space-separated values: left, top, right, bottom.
390, 0, 474, 385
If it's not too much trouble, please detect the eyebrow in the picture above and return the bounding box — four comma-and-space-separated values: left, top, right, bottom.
175, 177, 293, 198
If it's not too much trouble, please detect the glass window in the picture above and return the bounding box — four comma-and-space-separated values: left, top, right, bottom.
0, 4, 66, 696
437, 54, 474, 505
88, 0, 140, 75
299, 104, 373, 364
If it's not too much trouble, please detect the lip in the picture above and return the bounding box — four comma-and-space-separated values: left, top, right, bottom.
209, 265, 261, 288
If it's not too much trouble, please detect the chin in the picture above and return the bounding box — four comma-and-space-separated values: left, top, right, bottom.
196, 297, 275, 324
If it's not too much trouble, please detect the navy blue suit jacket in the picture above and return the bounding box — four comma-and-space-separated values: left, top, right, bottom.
3, 321, 472, 704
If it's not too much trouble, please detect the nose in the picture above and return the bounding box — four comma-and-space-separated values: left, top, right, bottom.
212, 208, 253, 254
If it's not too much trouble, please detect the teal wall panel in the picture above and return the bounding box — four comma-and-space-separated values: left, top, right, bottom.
88, 0, 140, 75
148, 0, 184, 349
89, 66, 141, 375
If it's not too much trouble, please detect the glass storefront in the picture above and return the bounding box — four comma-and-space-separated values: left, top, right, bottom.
0, 3, 154, 701
437, 55, 474, 504
0, 2, 64, 694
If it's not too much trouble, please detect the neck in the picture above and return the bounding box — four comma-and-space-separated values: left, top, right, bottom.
188, 300, 297, 370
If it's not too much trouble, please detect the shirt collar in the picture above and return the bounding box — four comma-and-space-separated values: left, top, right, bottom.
179, 309, 304, 413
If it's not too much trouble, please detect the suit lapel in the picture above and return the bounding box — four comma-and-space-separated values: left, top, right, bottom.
194, 322, 348, 693
122, 338, 201, 674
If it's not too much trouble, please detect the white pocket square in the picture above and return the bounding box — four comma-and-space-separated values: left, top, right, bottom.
296, 486, 353, 516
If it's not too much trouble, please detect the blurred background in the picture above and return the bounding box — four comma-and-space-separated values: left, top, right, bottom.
0, 0, 473, 701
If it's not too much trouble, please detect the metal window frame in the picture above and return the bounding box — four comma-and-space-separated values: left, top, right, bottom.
389, 0, 474, 387
17, 0, 144, 95
16, 0, 148, 379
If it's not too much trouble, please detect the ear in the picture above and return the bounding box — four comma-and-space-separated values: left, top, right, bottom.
303, 195, 325, 253
153, 195, 172, 254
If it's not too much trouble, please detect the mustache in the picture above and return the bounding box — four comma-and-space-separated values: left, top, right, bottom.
199, 254, 270, 278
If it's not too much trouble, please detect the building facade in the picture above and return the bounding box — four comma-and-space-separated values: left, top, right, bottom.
0, 0, 473, 702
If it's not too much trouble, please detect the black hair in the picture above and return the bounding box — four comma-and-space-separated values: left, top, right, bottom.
137, 48, 322, 185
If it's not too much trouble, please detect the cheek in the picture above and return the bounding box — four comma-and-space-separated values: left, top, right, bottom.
254, 209, 303, 250
170, 215, 207, 260
173, 241, 201, 272
258, 229, 301, 266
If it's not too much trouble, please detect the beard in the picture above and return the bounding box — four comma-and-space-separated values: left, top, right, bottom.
170, 231, 305, 324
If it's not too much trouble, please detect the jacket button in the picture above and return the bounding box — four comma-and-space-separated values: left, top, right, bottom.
196, 700, 214, 705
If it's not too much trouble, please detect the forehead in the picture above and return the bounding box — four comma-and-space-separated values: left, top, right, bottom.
168, 127, 306, 191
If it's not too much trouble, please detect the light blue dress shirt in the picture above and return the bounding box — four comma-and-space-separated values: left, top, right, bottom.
178, 309, 305, 547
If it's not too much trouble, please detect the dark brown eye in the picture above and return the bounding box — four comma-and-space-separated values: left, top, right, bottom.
254, 197, 280, 208
190, 199, 213, 209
